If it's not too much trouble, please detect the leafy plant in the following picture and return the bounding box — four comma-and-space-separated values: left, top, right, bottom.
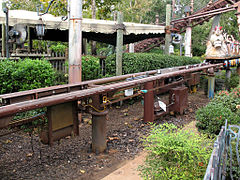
0, 59, 56, 94
139, 123, 212, 180
105, 53, 201, 76
196, 87, 240, 135
82, 55, 102, 81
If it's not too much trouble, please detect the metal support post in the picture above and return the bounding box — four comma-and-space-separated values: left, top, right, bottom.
164, 4, 171, 55
91, 95, 107, 153
237, 65, 240, 86
208, 68, 215, 99
116, 11, 124, 76
185, 26, 192, 57
144, 81, 154, 122
69, 0, 82, 83
129, 43, 134, 53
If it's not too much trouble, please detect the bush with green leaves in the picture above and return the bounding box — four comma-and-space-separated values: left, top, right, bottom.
82, 55, 102, 81
196, 87, 240, 135
139, 123, 212, 180
105, 53, 201, 76
0, 59, 56, 94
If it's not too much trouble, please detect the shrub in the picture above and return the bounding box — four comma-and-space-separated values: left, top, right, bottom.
82, 55, 102, 81
196, 103, 239, 135
105, 53, 201, 76
139, 123, 212, 180
0, 59, 56, 94
0, 60, 17, 94
196, 87, 240, 135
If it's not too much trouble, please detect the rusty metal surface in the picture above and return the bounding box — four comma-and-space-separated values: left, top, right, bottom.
40, 126, 74, 145
189, 72, 200, 86
144, 81, 154, 123
0, 63, 222, 127
48, 102, 75, 131
169, 86, 188, 115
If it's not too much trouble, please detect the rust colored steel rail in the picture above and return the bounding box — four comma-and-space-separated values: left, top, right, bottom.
0, 63, 222, 120
0, 65, 196, 106
171, 5, 236, 24
0, 70, 157, 106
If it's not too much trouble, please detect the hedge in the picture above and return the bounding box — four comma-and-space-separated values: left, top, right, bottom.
0, 59, 56, 94
105, 53, 201, 76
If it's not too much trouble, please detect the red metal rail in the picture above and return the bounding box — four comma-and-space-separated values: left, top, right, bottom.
0, 63, 222, 120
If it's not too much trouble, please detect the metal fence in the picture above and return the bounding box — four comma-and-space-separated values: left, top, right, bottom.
204, 120, 240, 180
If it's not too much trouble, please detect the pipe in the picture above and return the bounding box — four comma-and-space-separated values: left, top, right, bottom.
69, 0, 82, 83
0, 63, 222, 121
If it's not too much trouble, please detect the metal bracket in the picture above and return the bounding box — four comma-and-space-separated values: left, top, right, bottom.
115, 24, 126, 31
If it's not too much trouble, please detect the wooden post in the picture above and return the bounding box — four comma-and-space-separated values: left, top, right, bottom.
27, 26, 32, 53
116, 11, 124, 76
2, 24, 5, 57
164, 4, 171, 55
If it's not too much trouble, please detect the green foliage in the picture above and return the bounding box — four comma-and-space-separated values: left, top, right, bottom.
221, 11, 240, 40
49, 42, 67, 53
0, 59, 56, 94
83, 0, 120, 20
82, 55, 102, 81
192, 21, 212, 56
105, 53, 201, 76
139, 123, 212, 179
216, 69, 240, 89
196, 87, 240, 135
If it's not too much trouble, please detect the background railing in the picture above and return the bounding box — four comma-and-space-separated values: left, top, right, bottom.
204, 120, 240, 180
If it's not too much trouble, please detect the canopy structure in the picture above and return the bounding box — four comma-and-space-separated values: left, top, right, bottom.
0, 10, 165, 45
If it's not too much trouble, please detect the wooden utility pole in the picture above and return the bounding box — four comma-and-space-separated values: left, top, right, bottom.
116, 11, 124, 76
68, 0, 82, 83
164, 4, 171, 55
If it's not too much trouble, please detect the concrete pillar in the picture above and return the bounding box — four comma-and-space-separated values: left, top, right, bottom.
185, 26, 192, 57
164, 4, 171, 55
129, 43, 134, 53
116, 11, 124, 76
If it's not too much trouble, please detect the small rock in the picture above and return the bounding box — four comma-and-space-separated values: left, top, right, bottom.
26, 153, 33, 157
80, 170, 85, 174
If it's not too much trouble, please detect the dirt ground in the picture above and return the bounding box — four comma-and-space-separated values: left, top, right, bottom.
0, 90, 209, 180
